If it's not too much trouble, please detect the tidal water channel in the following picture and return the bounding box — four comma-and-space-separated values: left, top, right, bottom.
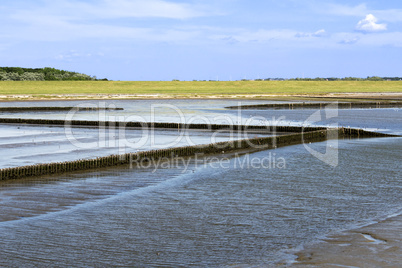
0, 99, 401, 266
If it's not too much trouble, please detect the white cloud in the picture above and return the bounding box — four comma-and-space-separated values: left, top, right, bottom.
312, 29, 327, 37
295, 29, 326, 38
1, 0, 213, 43
355, 14, 387, 33
333, 31, 402, 47
55, 50, 105, 61
220, 36, 240, 45
6, 0, 212, 33
210, 28, 336, 50
2, 0, 401, 50
318, 3, 402, 23
220, 29, 297, 43
17, 0, 209, 21
338, 37, 360, 45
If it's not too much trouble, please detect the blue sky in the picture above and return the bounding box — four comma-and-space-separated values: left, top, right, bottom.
1, 0, 401, 81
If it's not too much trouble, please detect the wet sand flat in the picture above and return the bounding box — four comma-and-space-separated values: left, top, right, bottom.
292, 215, 402, 267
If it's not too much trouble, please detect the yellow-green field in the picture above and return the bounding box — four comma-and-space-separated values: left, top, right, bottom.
0, 81, 401, 99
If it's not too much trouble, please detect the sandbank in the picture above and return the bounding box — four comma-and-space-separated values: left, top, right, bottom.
289, 214, 402, 267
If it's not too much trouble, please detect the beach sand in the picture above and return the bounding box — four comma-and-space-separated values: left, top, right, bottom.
290, 214, 402, 267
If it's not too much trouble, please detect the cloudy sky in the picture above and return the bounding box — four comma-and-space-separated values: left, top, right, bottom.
1, 0, 401, 80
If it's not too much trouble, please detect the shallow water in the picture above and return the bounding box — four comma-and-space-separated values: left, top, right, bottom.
223, 107, 402, 135
1, 99, 401, 135
0, 100, 401, 267
0, 124, 272, 168
0, 138, 401, 267
0, 99, 278, 123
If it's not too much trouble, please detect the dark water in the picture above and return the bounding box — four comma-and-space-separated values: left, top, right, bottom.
0, 100, 401, 267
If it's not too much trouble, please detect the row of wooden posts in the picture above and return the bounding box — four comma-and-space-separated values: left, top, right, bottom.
0, 117, 325, 133
225, 101, 402, 110
0, 127, 398, 181
0, 107, 123, 112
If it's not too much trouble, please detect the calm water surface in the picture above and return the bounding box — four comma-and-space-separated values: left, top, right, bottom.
1, 99, 401, 134
0, 100, 401, 267
0, 123, 272, 168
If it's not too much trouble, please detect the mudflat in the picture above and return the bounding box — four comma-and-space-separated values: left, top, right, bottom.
291, 214, 402, 267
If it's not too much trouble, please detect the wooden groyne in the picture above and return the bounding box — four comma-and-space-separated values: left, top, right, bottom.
225, 101, 402, 110
0, 117, 325, 133
0, 107, 123, 112
337, 127, 399, 138
0, 127, 398, 181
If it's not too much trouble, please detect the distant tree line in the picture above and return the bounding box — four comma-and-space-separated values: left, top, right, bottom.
0, 67, 108, 81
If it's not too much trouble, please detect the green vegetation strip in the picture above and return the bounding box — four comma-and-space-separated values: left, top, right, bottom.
0, 81, 401, 97
226, 101, 402, 110
0, 126, 398, 181
0, 67, 100, 81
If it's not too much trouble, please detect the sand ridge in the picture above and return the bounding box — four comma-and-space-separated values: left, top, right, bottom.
288, 214, 402, 267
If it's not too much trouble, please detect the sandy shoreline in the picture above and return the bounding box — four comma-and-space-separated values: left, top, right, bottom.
1, 92, 402, 102
287, 213, 402, 267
